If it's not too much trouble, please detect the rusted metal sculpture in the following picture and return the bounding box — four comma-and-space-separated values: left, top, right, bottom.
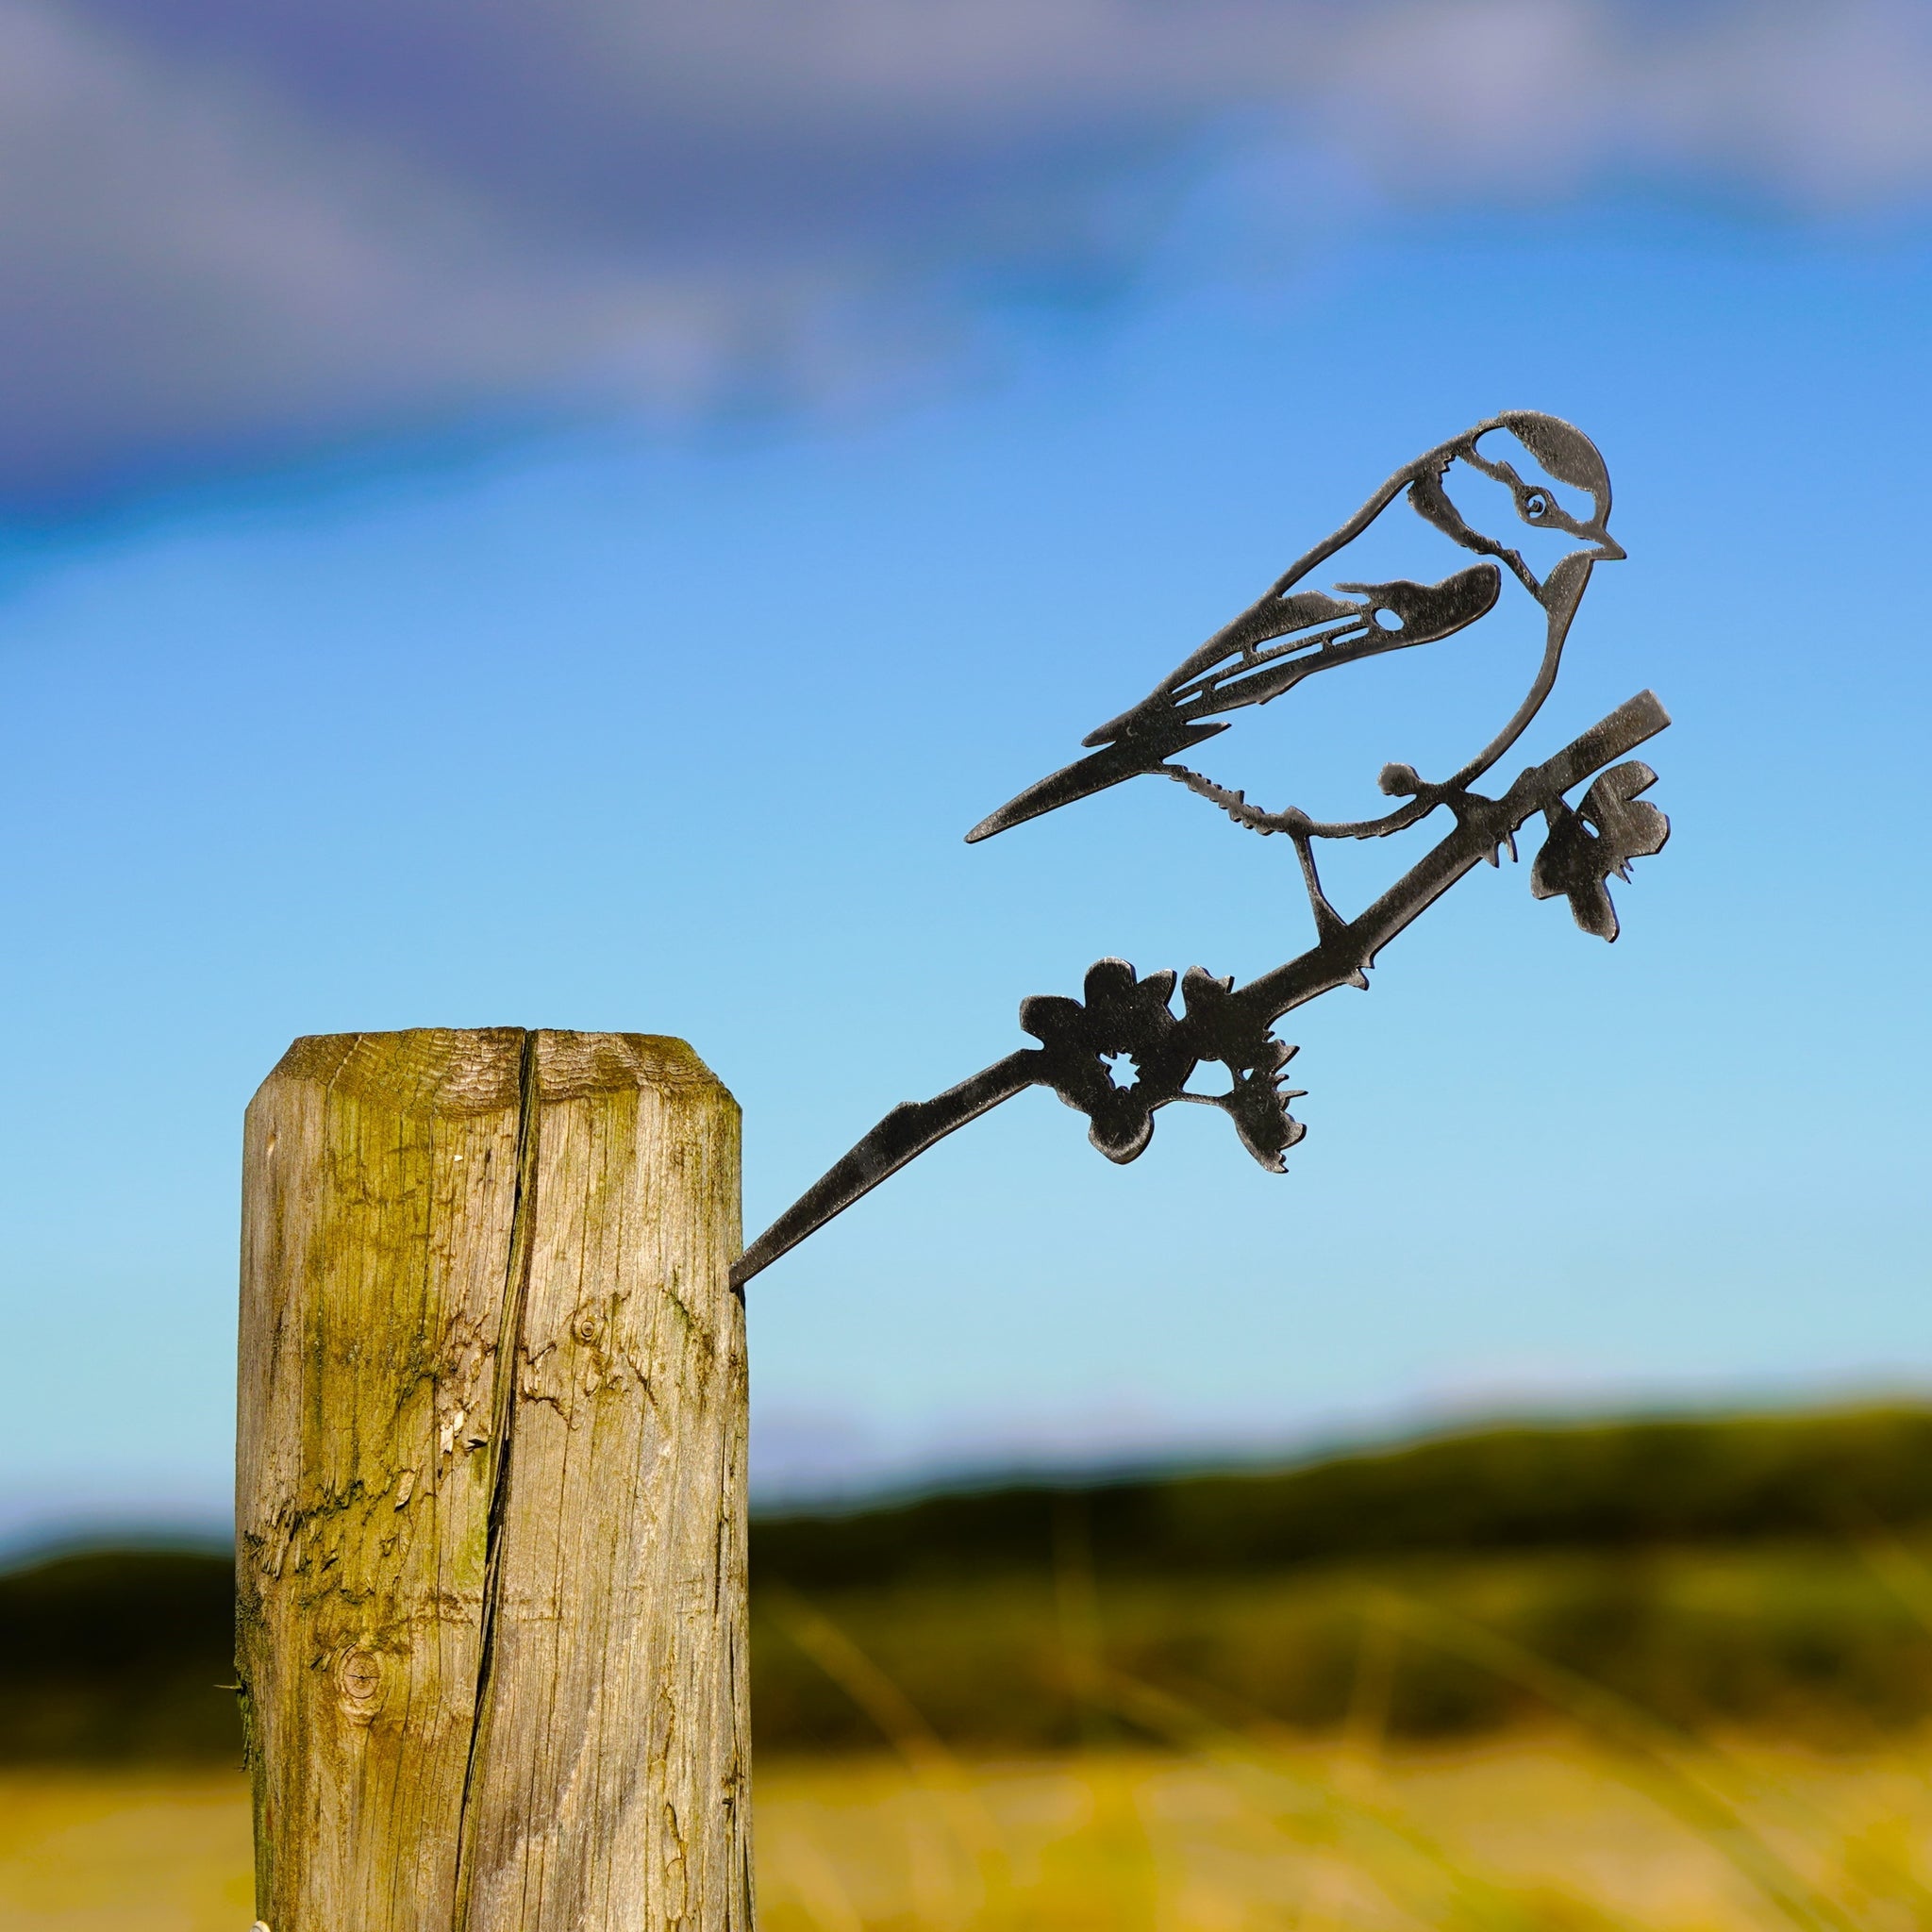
733, 411, 1669, 1288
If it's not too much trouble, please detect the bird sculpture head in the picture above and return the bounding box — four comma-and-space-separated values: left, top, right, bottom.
967, 410, 1623, 845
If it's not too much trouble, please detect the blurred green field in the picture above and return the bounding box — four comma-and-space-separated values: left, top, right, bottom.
16, 1405, 1932, 1763
753, 1539, 1932, 1751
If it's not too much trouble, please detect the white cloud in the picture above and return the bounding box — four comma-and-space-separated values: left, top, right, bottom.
0, 1, 755, 498
5, 0, 1930, 502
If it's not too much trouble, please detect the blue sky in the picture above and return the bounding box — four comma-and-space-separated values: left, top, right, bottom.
1, 6, 1929, 1541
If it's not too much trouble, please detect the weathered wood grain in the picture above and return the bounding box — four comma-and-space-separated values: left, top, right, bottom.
237, 1029, 749, 1932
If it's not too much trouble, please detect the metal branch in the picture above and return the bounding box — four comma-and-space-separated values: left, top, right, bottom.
733, 690, 1670, 1288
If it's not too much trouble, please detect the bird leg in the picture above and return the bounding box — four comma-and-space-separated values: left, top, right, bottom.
1160, 764, 1351, 946
1288, 823, 1352, 948
1282, 826, 1344, 946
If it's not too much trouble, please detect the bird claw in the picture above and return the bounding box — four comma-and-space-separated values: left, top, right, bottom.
1447, 790, 1517, 865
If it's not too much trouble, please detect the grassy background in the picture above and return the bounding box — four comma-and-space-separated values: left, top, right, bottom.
12, 1403, 1932, 1765
22, 1740, 1932, 1932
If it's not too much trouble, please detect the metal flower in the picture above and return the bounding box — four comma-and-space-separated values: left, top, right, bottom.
1530, 760, 1670, 941
1018, 958, 1306, 1170
1020, 959, 1188, 1162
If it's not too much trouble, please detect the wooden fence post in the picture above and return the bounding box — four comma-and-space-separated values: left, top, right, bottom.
236, 1028, 750, 1932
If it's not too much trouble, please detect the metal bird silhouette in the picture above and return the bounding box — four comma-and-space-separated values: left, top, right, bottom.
733, 412, 1668, 1289
969, 409, 1625, 853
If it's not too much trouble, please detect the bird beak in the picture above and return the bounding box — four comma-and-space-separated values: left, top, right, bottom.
965, 720, 1230, 842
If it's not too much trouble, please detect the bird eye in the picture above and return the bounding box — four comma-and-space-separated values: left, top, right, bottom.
1523, 490, 1550, 520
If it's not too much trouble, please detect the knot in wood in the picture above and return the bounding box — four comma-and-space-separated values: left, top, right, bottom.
334, 1645, 386, 1723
